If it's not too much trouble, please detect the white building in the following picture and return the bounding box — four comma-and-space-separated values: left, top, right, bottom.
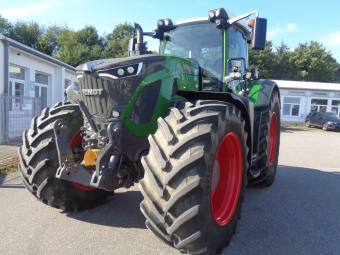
275, 80, 340, 125
0, 33, 78, 143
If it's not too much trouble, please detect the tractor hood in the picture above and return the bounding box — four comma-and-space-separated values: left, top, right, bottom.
75, 54, 165, 119
76, 54, 165, 72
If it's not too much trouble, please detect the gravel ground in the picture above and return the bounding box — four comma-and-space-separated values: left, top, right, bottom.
0, 127, 339, 255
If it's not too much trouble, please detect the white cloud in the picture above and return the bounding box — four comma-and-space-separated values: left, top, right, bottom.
320, 31, 340, 45
320, 31, 340, 62
267, 24, 299, 39
0, 1, 57, 19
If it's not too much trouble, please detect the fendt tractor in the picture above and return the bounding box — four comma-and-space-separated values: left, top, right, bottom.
18, 7, 280, 254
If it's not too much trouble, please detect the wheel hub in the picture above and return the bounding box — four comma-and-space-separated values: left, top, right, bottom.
211, 132, 243, 226
269, 112, 278, 166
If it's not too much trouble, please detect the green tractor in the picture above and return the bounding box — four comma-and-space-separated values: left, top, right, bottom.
18, 7, 280, 254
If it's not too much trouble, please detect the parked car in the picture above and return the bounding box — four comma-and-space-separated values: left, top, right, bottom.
305, 112, 340, 131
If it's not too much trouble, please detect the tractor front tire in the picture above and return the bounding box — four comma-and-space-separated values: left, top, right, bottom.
249, 90, 281, 186
18, 102, 111, 210
140, 100, 248, 254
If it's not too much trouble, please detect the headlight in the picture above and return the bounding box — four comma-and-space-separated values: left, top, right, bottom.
112, 110, 120, 118
85, 122, 92, 131
97, 62, 142, 79
328, 122, 335, 125
117, 68, 125, 76
127, 66, 134, 74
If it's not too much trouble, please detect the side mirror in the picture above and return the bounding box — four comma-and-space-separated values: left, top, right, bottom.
251, 18, 267, 50
128, 38, 136, 57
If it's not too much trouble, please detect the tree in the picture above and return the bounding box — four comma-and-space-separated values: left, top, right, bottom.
104, 22, 153, 59
0, 15, 12, 34
1, 17, 154, 67
38, 25, 67, 55
335, 63, 340, 82
290, 41, 339, 82
6, 20, 44, 49
76, 25, 104, 49
273, 41, 294, 80
53, 29, 91, 67
53, 26, 105, 67
248, 41, 276, 79
107, 22, 135, 41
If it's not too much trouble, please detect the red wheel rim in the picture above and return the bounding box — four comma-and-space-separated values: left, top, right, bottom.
269, 112, 278, 166
211, 132, 243, 226
69, 130, 96, 191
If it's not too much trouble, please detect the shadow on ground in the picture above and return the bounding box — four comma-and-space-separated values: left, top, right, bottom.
281, 126, 320, 133
226, 164, 340, 254
64, 189, 147, 229
0, 172, 24, 189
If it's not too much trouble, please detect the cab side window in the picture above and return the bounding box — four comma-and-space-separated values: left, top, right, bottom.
227, 26, 248, 88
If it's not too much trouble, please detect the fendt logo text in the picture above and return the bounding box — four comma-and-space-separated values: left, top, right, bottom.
82, 89, 103, 96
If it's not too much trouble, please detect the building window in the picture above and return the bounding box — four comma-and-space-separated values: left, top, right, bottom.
8, 81, 24, 111
65, 79, 71, 89
331, 100, 340, 116
283, 97, 300, 116
64, 80, 71, 101
74, 82, 79, 91
311, 99, 328, 113
9, 65, 25, 80
35, 72, 48, 85
35, 72, 49, 110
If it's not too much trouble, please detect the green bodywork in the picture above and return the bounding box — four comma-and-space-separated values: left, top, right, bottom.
121, 56, 199, 136
121, 20, 275, 137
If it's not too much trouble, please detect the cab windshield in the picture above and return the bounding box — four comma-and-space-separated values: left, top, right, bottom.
160, 22, 224, 91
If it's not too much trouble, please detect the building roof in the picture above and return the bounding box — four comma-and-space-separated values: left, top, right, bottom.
273, 80, 340, 92
0, 33, 76, 72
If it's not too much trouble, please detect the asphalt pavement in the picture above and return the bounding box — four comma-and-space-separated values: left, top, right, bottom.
0, 126, 339, 255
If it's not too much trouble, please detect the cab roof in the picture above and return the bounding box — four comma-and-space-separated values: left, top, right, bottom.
174, 9, 250, 38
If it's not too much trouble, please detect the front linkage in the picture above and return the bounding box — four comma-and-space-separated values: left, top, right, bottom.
54, 106, 143, 191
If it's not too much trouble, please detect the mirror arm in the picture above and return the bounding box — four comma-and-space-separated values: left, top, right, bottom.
227, 11, 258, 26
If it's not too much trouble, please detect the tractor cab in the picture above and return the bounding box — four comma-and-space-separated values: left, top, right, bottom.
159, 20, 249, 92
160, 21, 225, 92
131, 8, 267, 94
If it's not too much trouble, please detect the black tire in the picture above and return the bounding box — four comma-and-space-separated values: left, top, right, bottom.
248, 90, 281, 186
322, 123, 328, 131
140, 100, 249, 254
18, 102, 111, 210
305, 120, 311, 127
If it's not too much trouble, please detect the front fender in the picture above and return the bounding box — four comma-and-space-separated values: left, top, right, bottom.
248, 79, 280, 107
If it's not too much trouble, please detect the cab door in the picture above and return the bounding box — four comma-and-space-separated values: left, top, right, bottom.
224, 25, 248, 93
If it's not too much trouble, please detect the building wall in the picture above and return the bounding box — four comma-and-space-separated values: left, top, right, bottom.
7, 47, 77, 107
0, 41, 5, 95
279, 88, 340, 125
0, 43, 78, 142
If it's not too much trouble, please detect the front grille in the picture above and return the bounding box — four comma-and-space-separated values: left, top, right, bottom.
78, 73, 143, 116
77, 55, 166, 117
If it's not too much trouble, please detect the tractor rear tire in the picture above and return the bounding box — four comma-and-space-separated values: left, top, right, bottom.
140, 100, 248, 254
18, 102, 111, 210
248, 90, 280, 186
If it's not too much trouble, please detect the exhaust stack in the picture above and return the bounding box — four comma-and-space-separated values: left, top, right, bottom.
128, 23, 145, 56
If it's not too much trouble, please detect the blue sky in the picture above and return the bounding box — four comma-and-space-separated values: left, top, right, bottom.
1, 0, 340, 63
